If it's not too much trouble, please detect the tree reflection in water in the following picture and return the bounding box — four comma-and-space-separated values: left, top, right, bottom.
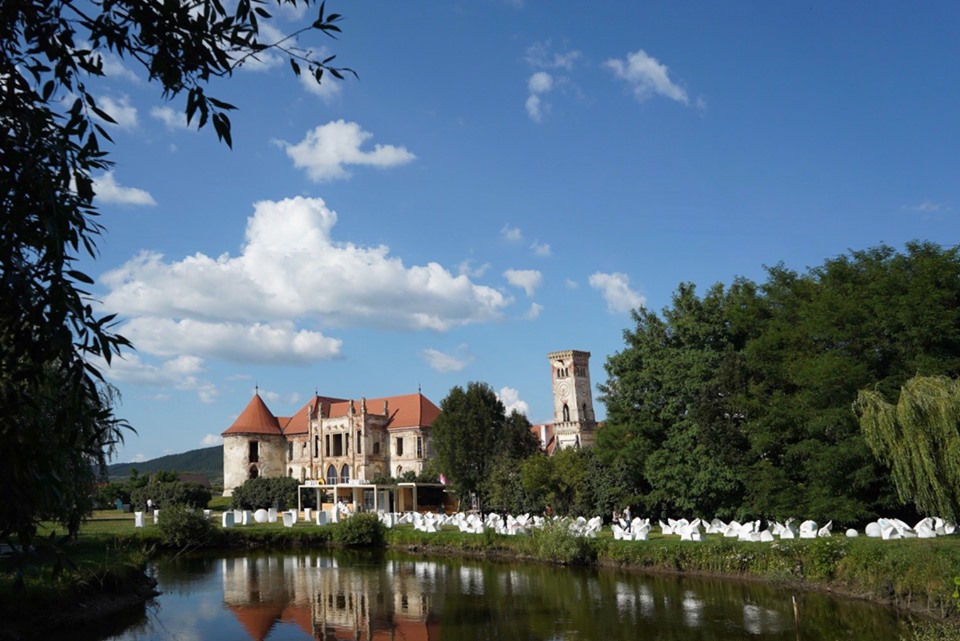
124, 551, 910, 641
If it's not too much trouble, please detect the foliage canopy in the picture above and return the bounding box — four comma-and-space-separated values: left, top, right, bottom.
598, 241, 960, 523
1, 0, 349, 551
856, 375, 960, 521
431, 381, 538, 506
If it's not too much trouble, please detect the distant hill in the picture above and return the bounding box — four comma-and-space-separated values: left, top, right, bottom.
108, 446, 223, 486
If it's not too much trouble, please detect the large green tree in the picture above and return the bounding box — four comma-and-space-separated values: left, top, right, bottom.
599, 242, 960, 524
856, 375, 960, 521
431, 382, 538, 507
1, 0, 350, 551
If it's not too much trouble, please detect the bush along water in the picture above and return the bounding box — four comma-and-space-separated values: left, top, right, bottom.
157, 505, 218, 550
333, 513, 386, 548
521, 521, 598, 566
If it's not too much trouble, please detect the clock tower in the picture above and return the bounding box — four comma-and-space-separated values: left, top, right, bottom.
548, 349, 597, 449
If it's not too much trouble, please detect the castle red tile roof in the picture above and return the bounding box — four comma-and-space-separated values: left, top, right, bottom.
223, 391, 439, 437
222, 393, 283, 436
325, 393, 440, 430
282, 395, 349, 435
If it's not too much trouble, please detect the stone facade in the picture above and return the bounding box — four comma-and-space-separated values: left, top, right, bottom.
538, 349, 598, 451
222, 391, 439, 496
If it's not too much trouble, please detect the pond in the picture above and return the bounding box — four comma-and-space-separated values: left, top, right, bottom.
97, 551, 910, 641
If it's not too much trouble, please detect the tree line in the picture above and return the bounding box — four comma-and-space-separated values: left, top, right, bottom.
433, 242, 960, 525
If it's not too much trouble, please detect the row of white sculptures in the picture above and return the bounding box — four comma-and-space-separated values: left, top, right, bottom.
135, 506, 955, 542
382, 512, 957, 542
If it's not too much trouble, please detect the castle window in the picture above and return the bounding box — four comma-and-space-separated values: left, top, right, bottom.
340, 464, 350, 483
396, 437, 404, 456
357, 431, 362, 454
288, 442, 293, 461
248, 465, 259, 479
326, 465, 337, 485
288, 467, 293, 477
373, 441, 380, 455
333, 434, 343, 457
416, 436, 423, 458
562, 404, 570, 422
581, 402, 587, 419
249, 441, 259, 463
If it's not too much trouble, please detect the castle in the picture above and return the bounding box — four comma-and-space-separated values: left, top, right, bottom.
221, 350, 598, 495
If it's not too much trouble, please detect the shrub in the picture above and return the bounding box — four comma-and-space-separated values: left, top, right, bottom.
230, 477, 317, 511
131, 481, 211, 509
333, 513, 385, 548
157, 505, 216, 549
527, 521, 597, 565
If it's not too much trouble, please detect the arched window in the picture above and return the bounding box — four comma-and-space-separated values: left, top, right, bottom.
562, 404, 570, 422
581, 402, 587, 419
249, 465, 259, 479
340, 464, 350, 484
326, 465, 337, 485
373, 441, 380, 455
288, 467, 293, 477
396, 465, 403, 477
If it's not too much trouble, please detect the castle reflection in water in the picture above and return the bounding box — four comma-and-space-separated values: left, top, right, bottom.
218, 553, 799, 641
222, 555, 443, 641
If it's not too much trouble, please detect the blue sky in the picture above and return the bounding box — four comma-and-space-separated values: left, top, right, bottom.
79, 1, 959, 463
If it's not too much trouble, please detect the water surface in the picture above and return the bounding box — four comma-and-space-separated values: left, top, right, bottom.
101, 551, 909, 641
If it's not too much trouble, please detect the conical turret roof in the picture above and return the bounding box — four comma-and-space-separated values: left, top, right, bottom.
222, 393, 282, 436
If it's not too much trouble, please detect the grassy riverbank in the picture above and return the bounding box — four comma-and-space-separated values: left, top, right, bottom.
4, 511, 960, 639
73, 511, 960, 616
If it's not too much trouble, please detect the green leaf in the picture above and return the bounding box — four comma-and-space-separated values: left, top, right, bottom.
208, 97, 237, 110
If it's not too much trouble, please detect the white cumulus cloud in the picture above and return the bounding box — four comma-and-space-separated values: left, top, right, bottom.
458, 259, 490, 278
280, 120, 415, 182
498, 386, 529, 416
526, 71, 553, 122
300, 70, 342, 102
523, 302, 543, 320
101, 353, 219, 403
589, 271, 646, 313
150, 106, 193, 131
100, 196, 507, 365
200, 434, 223, 446
236, 22, 285, 72
526, 42, 581, 70
93, 171, 156, 206
504, 269, 542, 297
604, 49, 689, 104
524, 42, 581, 122
530, 240, 551, 257
96, 94, 138, 129
121, 318, 342, 365
100, 53, 140, 83
421, 346, 474, 373
501, 224, 523, 242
